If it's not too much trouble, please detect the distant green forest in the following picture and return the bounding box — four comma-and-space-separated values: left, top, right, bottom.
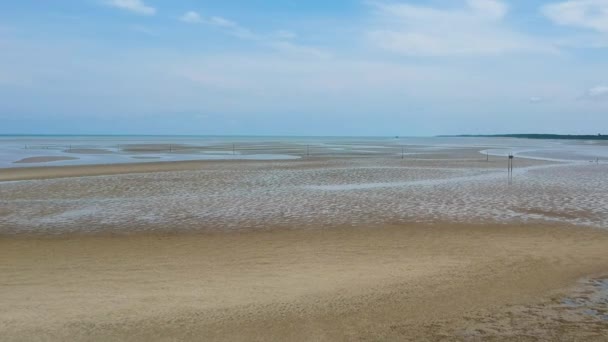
440, 134, 607, 141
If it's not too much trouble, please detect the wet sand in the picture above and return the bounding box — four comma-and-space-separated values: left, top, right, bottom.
13, 156, 79, 164
64, 148, 114, 154
0, 159, 251, 181
2, 153, 608, 340
2, 154, 604, 235
1, 224, 608, 341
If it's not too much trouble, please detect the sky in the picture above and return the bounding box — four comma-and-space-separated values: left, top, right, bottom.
0, 0, 607, 136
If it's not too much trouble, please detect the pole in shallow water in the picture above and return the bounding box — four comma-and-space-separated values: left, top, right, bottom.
508, 154, 514, 184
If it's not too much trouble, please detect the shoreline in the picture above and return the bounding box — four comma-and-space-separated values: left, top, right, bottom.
0, 153, 553, 182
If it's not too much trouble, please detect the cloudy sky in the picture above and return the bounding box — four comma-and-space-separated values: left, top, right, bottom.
0, 0, 607, 136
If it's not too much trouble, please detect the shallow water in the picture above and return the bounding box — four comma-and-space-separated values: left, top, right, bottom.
2, 135, 607, 168
2, 157, 608, 234
2, 136, 608, 234
562, 278, 608, 321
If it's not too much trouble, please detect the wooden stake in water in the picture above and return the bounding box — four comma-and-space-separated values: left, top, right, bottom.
402, 146, 405, 159
508, 154, 514, 184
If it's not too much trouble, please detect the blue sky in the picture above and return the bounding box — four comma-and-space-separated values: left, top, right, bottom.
0, 0, 607, 136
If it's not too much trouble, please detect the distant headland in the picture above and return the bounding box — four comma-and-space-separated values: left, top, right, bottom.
439, 134, 607, 141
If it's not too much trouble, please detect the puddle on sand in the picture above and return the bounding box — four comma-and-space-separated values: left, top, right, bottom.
562, 278, 608, 321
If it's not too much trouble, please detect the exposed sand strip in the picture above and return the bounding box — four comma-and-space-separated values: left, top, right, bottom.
13, 156, 79, 164
0, 159, 259, 181
64, 148, 113, 154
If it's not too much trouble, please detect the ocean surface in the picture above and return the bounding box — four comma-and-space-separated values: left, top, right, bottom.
0, 135, 607, 168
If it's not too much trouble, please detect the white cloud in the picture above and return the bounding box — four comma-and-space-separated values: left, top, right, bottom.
105, 0, 156, 16
209, 17, 258, 40
542, 0, 608, 32
367, 0, 554, 56
179, 11, 257, 39
585, 85, 608, 99
179, 11, 203, 24
467, 0, 509, 19
529, 96, 544, 103
179, 12, 236, 28
209, 16, 238, 28
178, 11, 326, 58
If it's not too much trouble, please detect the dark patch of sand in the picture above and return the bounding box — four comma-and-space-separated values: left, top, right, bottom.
64, 148, 113, 154
13, 156, 79, 164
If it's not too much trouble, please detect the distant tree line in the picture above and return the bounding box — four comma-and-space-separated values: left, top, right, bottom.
439, 134, 607, 141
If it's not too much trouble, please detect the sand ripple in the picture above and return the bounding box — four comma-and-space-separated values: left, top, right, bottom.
1, 154, 607, 234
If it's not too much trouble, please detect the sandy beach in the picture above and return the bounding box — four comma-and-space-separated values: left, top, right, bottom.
2, 141, 608, 341
2, 224, 608, 341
